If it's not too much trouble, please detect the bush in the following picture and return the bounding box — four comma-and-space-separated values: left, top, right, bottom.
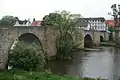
8, 42, 46, 71
56, 33, 74, 59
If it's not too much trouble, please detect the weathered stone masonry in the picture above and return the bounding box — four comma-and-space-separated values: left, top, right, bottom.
0, 26, 58, 70
0, 26, 109, 70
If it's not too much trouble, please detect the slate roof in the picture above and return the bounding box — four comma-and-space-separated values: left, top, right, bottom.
76, 17, 105, 27
18, 20, 28, 24
83, 17, 105, 22
76, 18, 89, 27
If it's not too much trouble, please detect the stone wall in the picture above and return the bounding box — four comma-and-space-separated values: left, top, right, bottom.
0, 26, 57, 70
73, 29, 84, 48
104, 32, 109, 41
100, 31, 109, 41
0, 26, 109, 70
93, 31, 100, 45
43, 27, 58, 57
84, 30, 109, 46
0, 28, 10, 70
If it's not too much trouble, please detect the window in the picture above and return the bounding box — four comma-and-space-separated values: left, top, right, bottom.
95, 26, 96, 29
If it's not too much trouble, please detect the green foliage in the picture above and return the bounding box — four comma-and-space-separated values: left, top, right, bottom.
41, 10, 82, 34
56, 33, 74, 59
100, 41, 116, 46
56, 10, 81, 34
41, 13, 63, 26
0, 70, 104, 80
42, 10, 82, 59
108, 27, 115, 32
8, 42, 46, 71
0, 16, 17, 26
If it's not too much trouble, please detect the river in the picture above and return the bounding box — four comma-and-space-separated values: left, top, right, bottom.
45, 47, 120, 80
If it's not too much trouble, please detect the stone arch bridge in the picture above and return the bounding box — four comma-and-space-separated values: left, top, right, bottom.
83, 30, 109, 47
0, 26, 109, 70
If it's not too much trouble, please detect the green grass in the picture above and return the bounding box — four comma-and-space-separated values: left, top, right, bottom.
100, 41, 120, 48
100, 41, 116, 47
0, 69, 103, 80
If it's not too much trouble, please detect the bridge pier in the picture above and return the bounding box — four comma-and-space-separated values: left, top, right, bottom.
104, 32, 109, 41
73, 29, 84, 49
0, 28, 11, 71
93, 31, 100, 46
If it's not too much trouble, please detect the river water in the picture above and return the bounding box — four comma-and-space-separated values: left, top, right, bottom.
45, 47, 120, 80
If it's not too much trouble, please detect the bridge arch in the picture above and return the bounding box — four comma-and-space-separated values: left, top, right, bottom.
19, 33, 40, 44
19, 33, 43, 51
100, 35, 104, 42
84, 34, 93, 47
0, 26, 58, 70
100, 32, 105, 42
11, 33, 44, 52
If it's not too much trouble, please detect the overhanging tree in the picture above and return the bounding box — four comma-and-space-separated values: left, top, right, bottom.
41, 10, 82, 59
109, 4, 120, 44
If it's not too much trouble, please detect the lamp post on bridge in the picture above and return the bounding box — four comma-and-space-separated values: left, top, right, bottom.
108, 4, 120, 45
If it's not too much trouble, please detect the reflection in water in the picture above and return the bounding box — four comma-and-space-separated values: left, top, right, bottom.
45, 47, 120, 80
112, 48, 120, 80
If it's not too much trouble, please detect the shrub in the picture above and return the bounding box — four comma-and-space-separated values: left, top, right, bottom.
56, 33, 74, 59
8, 42, 46, 71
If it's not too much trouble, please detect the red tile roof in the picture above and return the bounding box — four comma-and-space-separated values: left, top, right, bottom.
31, 21, 41, 26
105, 20, 115, 27
106, 19, 120, 28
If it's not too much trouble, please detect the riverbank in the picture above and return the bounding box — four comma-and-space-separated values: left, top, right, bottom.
100, 41, 116, 47
100, 41, 120, 48
0, 69, 103, 80
73, 47, 101, 51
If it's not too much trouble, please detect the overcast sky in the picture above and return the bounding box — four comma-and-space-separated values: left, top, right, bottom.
0, 0, 119, 20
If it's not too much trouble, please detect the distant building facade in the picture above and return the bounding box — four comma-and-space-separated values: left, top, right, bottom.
14, 19, 31, 26
77, 17, 108, 31
14, 18, 41, 27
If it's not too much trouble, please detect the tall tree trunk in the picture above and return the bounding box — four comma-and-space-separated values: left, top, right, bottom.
115, 16, 119, 45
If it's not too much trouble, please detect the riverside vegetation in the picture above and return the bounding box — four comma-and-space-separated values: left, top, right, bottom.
41, 10, 83, 60
0, 69, 104, 80
0, 42, 104, 80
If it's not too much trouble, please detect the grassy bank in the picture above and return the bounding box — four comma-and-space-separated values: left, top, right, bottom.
0, 69, 104, 80
100, 41, 120, 48
100, 41, 116, 47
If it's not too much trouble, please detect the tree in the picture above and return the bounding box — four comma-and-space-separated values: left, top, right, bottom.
41, 13, 63, 26
0, 16, 18, 26
109, 4, 120, 44
41, 10, 82, 59
108, 26, 115, 41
